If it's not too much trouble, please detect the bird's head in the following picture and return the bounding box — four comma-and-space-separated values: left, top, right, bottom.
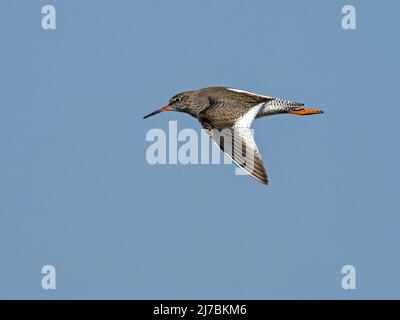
143, 93, 191, 119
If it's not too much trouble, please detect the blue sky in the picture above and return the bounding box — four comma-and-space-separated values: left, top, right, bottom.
0, 0, 399, 299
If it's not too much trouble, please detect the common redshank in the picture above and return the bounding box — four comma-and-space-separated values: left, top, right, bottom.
143, 87, 323, 185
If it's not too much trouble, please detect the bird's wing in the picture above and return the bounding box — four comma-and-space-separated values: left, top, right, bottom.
199, 100, 268, 185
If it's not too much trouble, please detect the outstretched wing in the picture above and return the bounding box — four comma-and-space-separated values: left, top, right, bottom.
199, 100, 268, 185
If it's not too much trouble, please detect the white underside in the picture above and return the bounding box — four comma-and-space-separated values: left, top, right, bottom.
233, 103, 264, 128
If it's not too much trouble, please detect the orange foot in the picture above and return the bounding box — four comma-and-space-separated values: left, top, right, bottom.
288, 109, 324, 116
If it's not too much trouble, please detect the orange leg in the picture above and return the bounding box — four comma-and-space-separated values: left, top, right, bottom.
288, 109, 324, 115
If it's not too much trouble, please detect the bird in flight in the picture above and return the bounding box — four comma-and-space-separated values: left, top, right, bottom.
143, 87, 323, 185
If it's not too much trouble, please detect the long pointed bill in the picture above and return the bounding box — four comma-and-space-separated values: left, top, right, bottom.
288, 108, 324, 116
143, 105, 174, 119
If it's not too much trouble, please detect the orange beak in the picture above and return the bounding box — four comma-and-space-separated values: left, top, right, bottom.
288, 108, 324, 116
143, 105, 174, 119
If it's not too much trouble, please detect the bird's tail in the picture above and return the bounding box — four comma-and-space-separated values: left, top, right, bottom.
258, 98, 323, 116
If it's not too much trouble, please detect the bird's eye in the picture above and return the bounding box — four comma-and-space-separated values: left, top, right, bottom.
171, 97, 181, 104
